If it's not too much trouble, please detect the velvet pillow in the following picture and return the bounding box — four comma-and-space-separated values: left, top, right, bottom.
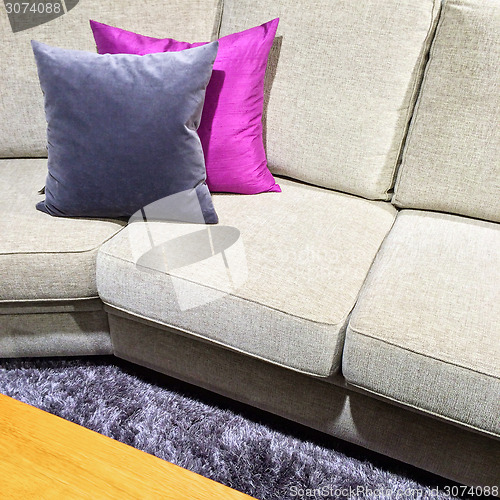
90, 19, 281, 195
32, 40, 219, 223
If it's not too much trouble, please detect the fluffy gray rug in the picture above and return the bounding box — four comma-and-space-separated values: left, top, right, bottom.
0, 356, 464, 499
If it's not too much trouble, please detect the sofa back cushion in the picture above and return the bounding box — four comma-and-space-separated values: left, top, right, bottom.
0, 0, 221, 158
393, 0, 500, 223
218, 0, 441, 200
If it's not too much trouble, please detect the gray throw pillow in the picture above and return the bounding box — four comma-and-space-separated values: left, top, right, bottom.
31, 40, 219, 223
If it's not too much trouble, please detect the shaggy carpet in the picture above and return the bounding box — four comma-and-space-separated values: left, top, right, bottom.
0, 356, 468, 499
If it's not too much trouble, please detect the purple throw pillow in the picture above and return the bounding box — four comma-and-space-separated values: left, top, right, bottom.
90, 19, 281, 195
32, 40, 219, 223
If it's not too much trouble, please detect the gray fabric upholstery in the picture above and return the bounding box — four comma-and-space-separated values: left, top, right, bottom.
393, 0, 500, 223
108, 312, 500, 487
0, 159, 125, 301
218, 0, 441, 200
0, 0, 221, 157
0, 310, 112, 357
2, 0, 498, 488
97, 178, 396, 377
343, 210, 500, 437
0, 298, 104, 315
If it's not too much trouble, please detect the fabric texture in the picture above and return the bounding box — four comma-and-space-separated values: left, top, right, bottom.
0, 298, 104, 315
0, 159, 125, 302
0, 311, 112, 357
0, 0, 221, 157
393, 0, 500, 223
343, 210, 500, 437
97, 178, 396, 377
90, 19, 281, 195
32, 40, 219, 222
107, 314, 500, 487
218, 0, 441, 200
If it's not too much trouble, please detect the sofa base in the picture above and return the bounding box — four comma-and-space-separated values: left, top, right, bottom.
107, 310, 500, 487
0, 305, 112, 357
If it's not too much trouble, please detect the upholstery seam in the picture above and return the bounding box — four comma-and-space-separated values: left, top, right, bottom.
392, 0, 448, 208
211, 0, 224, 40
0, 296, 100, 304
388, 0, 443, 200
98, 250, 350, 327
0, 156, 48, 160
105, 303, 333, 379
0, 309, 104, 316
0, 224, 126, 256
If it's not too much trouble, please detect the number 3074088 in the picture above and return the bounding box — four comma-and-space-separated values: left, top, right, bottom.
5, 2, 62, 14
443, 485, 498, 497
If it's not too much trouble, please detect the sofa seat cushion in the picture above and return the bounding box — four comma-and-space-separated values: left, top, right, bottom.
343, 210, 500, 437
0, 159, 125, 302
97, 178, 396, 377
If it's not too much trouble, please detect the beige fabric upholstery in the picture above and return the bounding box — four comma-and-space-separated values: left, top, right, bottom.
0, 298, 104, 315
218, 0, 441, 200
109, 313, 500, 487
0, 0, 221, 157
0, 159, 125, 301
0, 310, 112, 357
97, 178, 396, 377
344, 210, 500, 436
393, 0, 500, 223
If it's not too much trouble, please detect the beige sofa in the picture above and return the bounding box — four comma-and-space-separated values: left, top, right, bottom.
1, 0, 499, 488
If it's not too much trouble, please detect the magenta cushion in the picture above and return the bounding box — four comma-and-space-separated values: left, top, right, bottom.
90, 19, 281, 195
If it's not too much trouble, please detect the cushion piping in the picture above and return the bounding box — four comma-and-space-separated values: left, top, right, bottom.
0, 225, 126, 256
392, 0, 449, 208
0, 296, 101, 305
345, 380, 500, 440
388, 0, 442, 199
105, 303, 338, 378
98, 248, 353, 327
